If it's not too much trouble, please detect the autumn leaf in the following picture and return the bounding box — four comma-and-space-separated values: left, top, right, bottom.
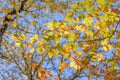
15, 42, 21, 46
91, 56, 97, 62
76, 51, 82, 55
64, 10, 74, 24
30, 34, 38, 42
103, 46, 108, 51
21, 34, 27, 40
59, 62, 68, 69
97, 53, 103, 61
1, 0, 120, 79
68, 32, 76, 42
73, 17, 79, 23
94, 21, 101, 29
47, 20, 56, 30
30, 20, 37, 26
32, 62, 38, 69
3, 8, 12, 13
30, 48, 35, 53
82, 44, 89, 53
37, 46, 44, 53
70, 60, 80, 69
7, 14, 12, 19
13, 21, 17, 27
27, 43, 33, 48
24, 54, 32, 59
11, 33, 20, 41
48, 52, 54, 58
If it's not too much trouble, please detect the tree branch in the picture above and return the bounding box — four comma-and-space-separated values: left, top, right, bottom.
0, 0, 28, 48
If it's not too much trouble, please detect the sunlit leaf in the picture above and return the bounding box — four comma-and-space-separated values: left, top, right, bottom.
48, 52, 54, 58
97, 53, 103, 61
13, 21, 17, 27
68, 32, 76, 42
27, 43, 33, 48
59, 62, 68, 69
30, 48, 35, 53
30, 20, 37, 26
7, 14, 12, 19
64, 10, 74, 24
70, 60, 80, 69
47, 20, 56, 30
21, 34, 27, 40
63, 53, 70, 58
37, 46, 44, 53
30, 34, 38, 42
103, 46, 108, 51
15, 42, 21, 47
91, 56, 97, 62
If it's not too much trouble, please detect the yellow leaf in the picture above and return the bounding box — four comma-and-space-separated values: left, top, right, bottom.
30, 34, 38, 42
101, 39, 109, 45
70, 61, 75, 67
33, 34, 38, 39
70, 61, 80, 69
73, 44, 78, 51
15, 42, 21, 46
73, 17, 79, 23
71, 3, 78, 9
89, 31, 93, 37
30, 20, 37, 26
47, 20, 56, 30
11, 34, 19, 41
7, 14, 12, 19
76, 25, 82, 31
13, 21, 17, 27
91, 56, 97, 62
63, 44, 72, 52
64, 10, 73, 24
97, 53, 103, 58
83, 17, 92, 26
30, 48, 35, 53
94, 21, 101, 29
24, 54, 32, 59
3, 21, 9, 25
97, 53, 103, 61
37, 46, 44, 53
63, 53, 70, 58
77, 51, 82, 55
107, 44, 113, 50
103, 46, 108, 51
48, 52, 53, 58
21, 34, 27, 40
3, 8, 12, 13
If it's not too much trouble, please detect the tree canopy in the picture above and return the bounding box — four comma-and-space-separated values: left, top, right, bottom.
0, 0, 120, 80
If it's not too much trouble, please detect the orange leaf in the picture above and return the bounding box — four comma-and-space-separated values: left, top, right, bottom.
27, 43, 33, 48
92, 13, 98, 18
97, 53, 103, 58
54, 77, 60, 80
75, 58, 82, 65
94, 21, 101, 28
61, 62, 68, 68
32, 63, 39, 69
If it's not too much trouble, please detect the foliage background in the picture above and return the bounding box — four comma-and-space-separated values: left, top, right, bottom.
0, 0, 120, 80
